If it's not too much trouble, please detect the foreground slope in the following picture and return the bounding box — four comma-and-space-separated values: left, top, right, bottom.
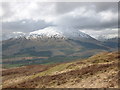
2, 51, 119, 88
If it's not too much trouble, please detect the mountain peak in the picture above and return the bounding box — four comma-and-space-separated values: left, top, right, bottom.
28, 27, 91, 39
2, 27, 94, 40
29, 27, 64, 38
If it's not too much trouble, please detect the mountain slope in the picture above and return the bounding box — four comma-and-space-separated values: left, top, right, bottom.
103, 37, 119, 49
2, 37, 109, 59
2, 51, 119, 88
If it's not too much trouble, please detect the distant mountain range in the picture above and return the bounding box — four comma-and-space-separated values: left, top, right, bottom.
2, 27, 119, 62
2, 27, 118, 41
2, 27, 95, 40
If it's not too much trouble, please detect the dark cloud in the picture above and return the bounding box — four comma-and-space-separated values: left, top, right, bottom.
55, 12, 117, 30
2, 20, 54, 33
94, 2, 118, 12
55, 2, 118, 31
56, 2, 84, 14
56, 2, 118, 14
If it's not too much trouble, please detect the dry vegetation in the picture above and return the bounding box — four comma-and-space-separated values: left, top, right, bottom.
2, 51, 120, 88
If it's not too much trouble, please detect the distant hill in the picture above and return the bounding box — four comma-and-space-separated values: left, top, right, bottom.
103, 37, 119, 49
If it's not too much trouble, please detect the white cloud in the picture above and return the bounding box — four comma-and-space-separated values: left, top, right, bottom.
0, 5, 3, 17
2, 2, 56, 22
99, 10, 118, 22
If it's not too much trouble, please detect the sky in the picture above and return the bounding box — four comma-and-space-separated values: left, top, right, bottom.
1, 1, 119, 39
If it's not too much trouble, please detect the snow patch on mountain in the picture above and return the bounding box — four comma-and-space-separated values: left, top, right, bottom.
97, 34, 118, 41
29, 26, 91, 39
2, 32, 26, 40
2, 26, 94, 40
29, 27, 64, 38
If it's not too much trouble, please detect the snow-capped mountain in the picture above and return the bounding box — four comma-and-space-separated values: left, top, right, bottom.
28, 27, 64, 39
2, 32, 26, 40
2, 27, 93, 40
29, 27, 91, 39
3, 26, 116, 59
96, 35, 118, 41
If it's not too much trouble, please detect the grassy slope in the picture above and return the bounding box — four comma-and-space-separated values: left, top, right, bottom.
2, 51, 119, 88
2, 38, 110, 59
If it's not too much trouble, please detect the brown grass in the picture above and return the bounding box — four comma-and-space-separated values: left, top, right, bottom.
2, 51, 119, 88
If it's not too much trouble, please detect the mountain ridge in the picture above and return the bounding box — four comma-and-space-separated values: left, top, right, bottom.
2, 27, 97, 41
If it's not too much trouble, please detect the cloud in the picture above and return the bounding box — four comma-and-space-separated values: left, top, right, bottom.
1, 2, 118, 39
54, 6, 118, 30
55, 2, 118, 14
2, 2, 56, 22
2, 19, 54, 33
